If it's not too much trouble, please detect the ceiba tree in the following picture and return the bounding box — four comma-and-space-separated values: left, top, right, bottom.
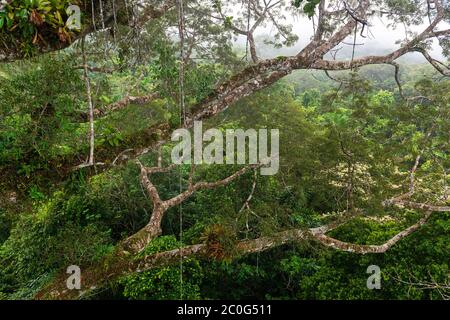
1, 0, 449, 299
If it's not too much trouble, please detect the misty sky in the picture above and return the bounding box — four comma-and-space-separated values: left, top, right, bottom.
232, 9, 449, 63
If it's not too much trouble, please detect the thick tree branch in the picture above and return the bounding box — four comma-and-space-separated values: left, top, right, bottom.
310, 211, 433, 253
120, 163, 259, 253
0, 0, 177, 62
93, 93, 161, 116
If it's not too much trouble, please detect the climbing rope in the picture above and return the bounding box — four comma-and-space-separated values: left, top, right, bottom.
351, 23, 357, 71
177, 0, 186, 300
245, 0, 250, 61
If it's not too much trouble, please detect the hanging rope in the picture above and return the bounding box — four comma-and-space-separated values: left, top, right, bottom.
112, 0, 118, 45
245, 0, 250, 61
99, 0, 105, 29
91, 0, 97, 32
177, 0, 186, 300
178, 0, 187, 126
342, 0, 371, 71
350, 24, 357, 71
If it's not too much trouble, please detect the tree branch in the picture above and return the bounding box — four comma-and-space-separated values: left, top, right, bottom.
120, 163, 259, 253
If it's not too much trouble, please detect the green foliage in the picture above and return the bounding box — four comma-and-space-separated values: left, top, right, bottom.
0, 0, 80, 56
0, 54, 84, 167
292, 0, 321, 18
98, 125, 124, 147
122, 236, 203, 300
0, 50, 448, 300
200, 213, 449, 299
0, 215, 111, 297
0, 209, 11, 244
0, 0, 447, 301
